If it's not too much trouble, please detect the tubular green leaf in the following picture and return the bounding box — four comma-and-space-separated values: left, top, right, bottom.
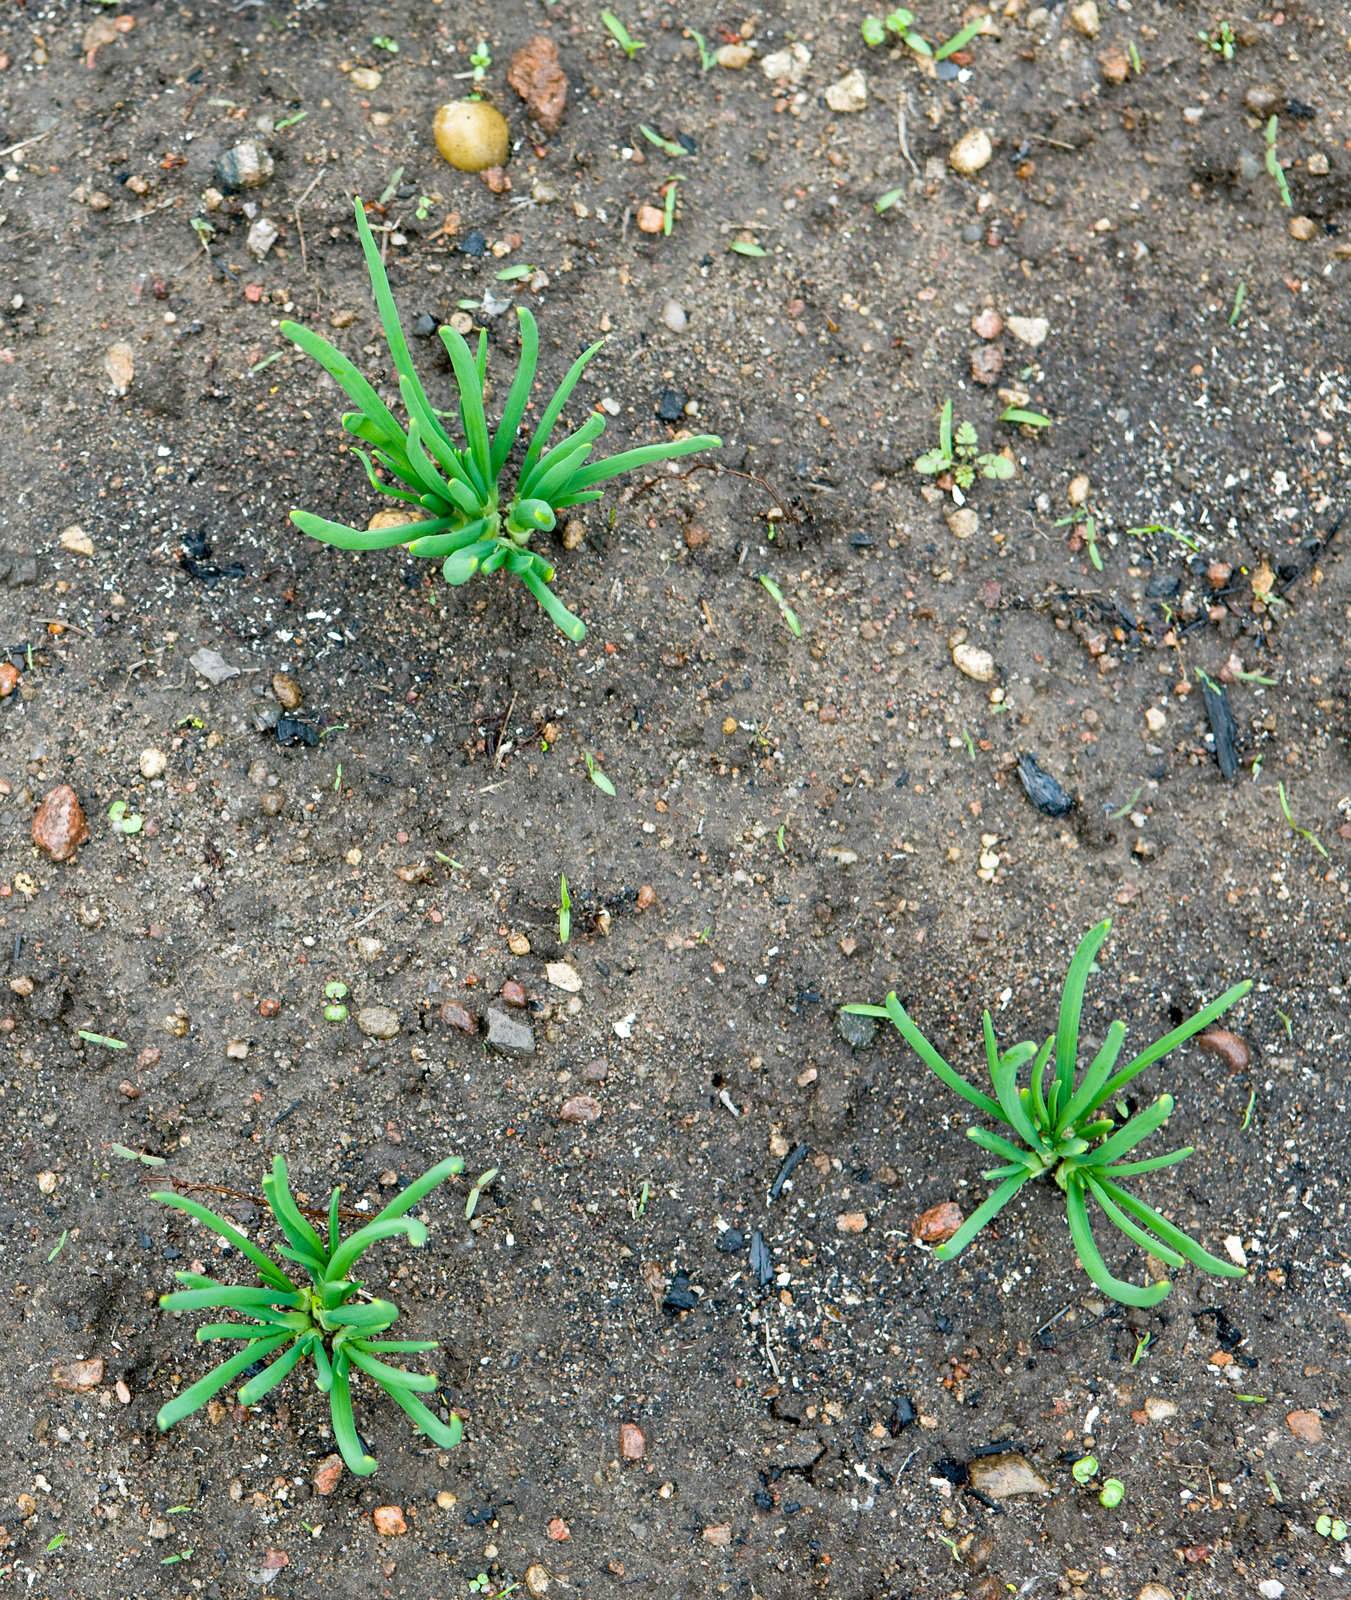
1028, 1034, 1054, 1129
405, 518, 495, 559
161, 1286, 306, 1312
1077, 1096, 1175, 1167
1086, 980, 1253, 1115
328, 1188, 341, 1252
1055, 919, 1111, 1106
1064, 1178, 1171, 1307
345, 1345, 438, 1392
1056, 1019, 1127, 1135
520, 413, 607, 500
882, 993, 1005, 1123
549, 488, 606, 509
1102, 1147, 1194, 1177
279, 320, 402, 444
965, 1125, 1040, 1168
264, 1156, 327, 1266
490, 308, 540, 476
1094, 1176, 1244, 1278
150, 1192, 296, 1292
370, 1158, 466, 1229
291, 509, 456, 552
328, 1353, 378, 1476
236, 1335, 311, 1407
932, 1172, 1031, 1261
1083, 1175, 1184, 1268
195, 1322, 275, 1341
325, 1218, 426, 1283
157, 1334, 290, 1431
311, 1338, 333, 1393
437, 325, 493, 492
520, 339, 606, 481
324, 1299, 400, 1331
986, 1013, 1043, 1149
351, 447, 425, 504
353, 197, 421, 420
564, 433, 722, 492
381, 1382, 464, 1450
357, 1339, 439, 1353
398, 374, 481, 501
518, 566, 587, 641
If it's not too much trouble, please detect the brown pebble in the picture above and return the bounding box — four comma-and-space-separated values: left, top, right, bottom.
702, 1523, 733, 1548
32, 784, 90, 861
52, 1357, 105, 1392
636, 204, 666, 235
434, 100, 510, 173
636, 883, 657, 911
507, 35, 568, 134
836, 1211, 868, 1234
313, 1454, 343, 1495
547, 1516, 570, 1542
1098, 46, 1130, 85
971, 307, 1003, 339
500, 978, 528, 1008
372, 1505, 408, 1536
259, 791, 285, 818
559, 1094, 602, 1125
970, 344, 1004, 386
582, 1058, 609, 1081
1206, 561, 1233, 588
1286, 1409, 1323, 1443
914, 1200, 964, 1245
0, 662, 19, 697
1288, 216, 1317, 242
684, 524, 710, 549
258, 997, 281, 1018
1197, 1027, 1250, 1072
619, 1421, 646, 1460
118, 1079, 140, 1098
440, 1000, 479, 1034
271, 673, 302, 711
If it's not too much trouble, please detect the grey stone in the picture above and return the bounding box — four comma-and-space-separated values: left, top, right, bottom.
486, 1007, 535, 1056
356, 1006, 401, 1040
967, 1452, 1051, 1499
838, 1009, 877, 1049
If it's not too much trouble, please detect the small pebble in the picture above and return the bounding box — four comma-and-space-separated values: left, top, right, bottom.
952, 642, 996, 683
434, 100, 510, 173
500, 978, 528, 1008
967, 1453, 1051, 1499
702, 1523, 733, 1548
636, 204, 665, 234
1006, 315, 1050, 348
545, 961, 582, 993
356, 1006, 401, 1040
824, 69, 867, 114
372, 1505, 407, 1536
216, 140, 274, 191
271, 673, 302, 711
1288, 216, 1317, 241
507, 35, 568, 134
1285, 1409, 1323, 1444
1197, 1027, 1250, 1071
59, 524, 95, 557
349, 66, 382, 92
440, 1000, 478, 1034
52, 1357, 105, 1392
546, 1517, 570, 1542
139, 748, 167, 779
0, 662, 19, 697
246, 217, 279, 260
313, 1454, 343, 1495
486, 1007, 535, 1055
949, 129, 993, 176
32, 784, 90, 861
914, 1201, 963, 1244
1144, 706, 1167, 733
970, 344, 1003, 386
619, 1422, 646, 1460
1068, 1, 1100, 37
971, 307, 1003, 339
1099, 46, 1130, 85
715, 43, 753, 70
525, 1566, 551, 1598
661, 299, 687, 333
1243, 85, 1282, 119
836, 1211, 868, 1234
508, 931, 532, 956
559, 1094, 602, 1124
947, 507, 978, 539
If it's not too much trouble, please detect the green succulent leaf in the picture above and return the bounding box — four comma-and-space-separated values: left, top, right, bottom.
328, 1353, 378, 1476
932, 1172, 1031, 1261
150, 1192, 296, 1292
157, 1334, 291, 1431
1064, 1177, 1171, 1308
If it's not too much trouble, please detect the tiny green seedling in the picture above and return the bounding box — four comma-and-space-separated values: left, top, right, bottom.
464, 1167, 498, 1222
1131, 1330, 1151, 1364
468, 41, 491, 83
1129, 41, 1143, 74
861, 10, 930, 55
372, 35, 399, 53
758, 573, 802, 638
1198, 21, 1237, 60
281, 199, 719, 642
1054, 507, 1103, 571
1276, 781, 1328, 858
935, 17, 986, 62
153, 1155, 465, 1476
79, 1029, 129, 1051
875, 186, 905, 214
1265, 117, 1292, 208
107, 799, 144, 836
1229, 281, 1247, 325
843, 919, 1251, 1306
639, 124, 687, 159
601, 10, 645, 57
687, 28, 716, 71
323, 980, 350, 1023
728, 239, 767, 257
584, 752, 616, 796
1316, 1515, 1348, 1542
558, 873, 572, 944
1000, 406, 1052, 429
914, 400, 1013, 496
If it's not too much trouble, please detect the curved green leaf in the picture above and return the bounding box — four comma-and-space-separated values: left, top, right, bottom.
1094, 1176, 1244, 1278
345, 1345, 438, 1392
237, 1334, 311, 1407
150, 1191, 295, 1292
1077, 1095, 1174, 1167
1056, 1019, 1127, 1135
490, 307, 540, 476
328, 1353, 378, 1476
1055, 920, 1111, 1107
324, 1217, 426, 1283
519, 339, 606, 482
382, 1382, 464, 1450
157, 1334, 290, 1431
932, 1172, 1031, 1262
1083, 1174, 1184, 1268
1086, 981, 1253, 1115
1064, 1178, 1171, 1307
882, 993, 1004, 1123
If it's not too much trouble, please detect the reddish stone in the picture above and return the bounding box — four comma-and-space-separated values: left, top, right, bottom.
508, 37, 568, 134
32, 784, 89, 861
440, 1000, 478, 1034
372, 1505, 407, 1536
547, 1516, 570, 1542
559, 1094, 601, 1125
0, 662, 19, 697
636, 884, 657, 911
1286, 1409, 1323, 1443
1197, 1028, 1250, 1072
970, 344, 1004, 386
258, 997, 281, 1018
619, 1422, 646, 1460
313, 1454, 343, 1495
500, 978, 528, 1008
52, 1357, 104, 1392
914, 1201, 963, 1245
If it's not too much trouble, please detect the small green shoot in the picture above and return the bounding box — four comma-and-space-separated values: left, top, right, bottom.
1072, 1455, 1098, 1485
558, 872, 572, 944
79, 1029, 129, 1051
273, 109, 308, 133
687, 28, 716, 71
601, 10, 645, 57
1131, 1330, 1151, 1365
1198, 21, 1236, 60
47, 1533, 67, 1553
1128, 41, 1143, 74
495, 263, 535, 282
843, 918, 1251, 1306
153, 1154, 465, 1476
584, 752, 616, 797
111, 1144, 167, 1167
1055, 507, 1102, 571
1265, 117, 1292, 208
1229, 281, 1247, 325
48, 1229, 69, 1262
1000, 407, 1052, 429
1235, 1393, 1268, 1404
776, 823, 787, 853
1276, 1008, 1293, 1041
372, 35, 399, 53
758, 574, 802, 638
875, 187, 905, 214
914, 400, 1013, 495
1240, 1088, 1256, 1131
465, 1167, 498, 1221
107, 799, 144, 835
728, 239, 767, 257
1099, 1478, 1125, 1508
862, 10, 930, 55
935, 17, 987, 62
1276, 781, 1328, 858
469, 41, 492, 82
639, 124, 687, 159
1316, 1515, 1348, 1542
323, 979, 349, 1023
662, 178, 680, 236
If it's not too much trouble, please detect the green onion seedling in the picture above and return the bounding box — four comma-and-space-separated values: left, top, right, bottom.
601, 10, 645, 57
558, 873, 572, 944
584, 752, 616, 796
843, 918, 1251, 1306
280, 199, 718, 641
153, 1154, 465, 1476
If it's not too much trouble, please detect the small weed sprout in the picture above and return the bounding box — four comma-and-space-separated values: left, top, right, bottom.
843, 919, 1251, 1306
914, 400, 1013, 497
153, 1155, 465, 1476
1198, 21, 1237, 60
1265, 117, 1292, 208
558, 872, 572, 944
861, 10, 930, 55
600, 10, 645, 57
281, 199, 719, 642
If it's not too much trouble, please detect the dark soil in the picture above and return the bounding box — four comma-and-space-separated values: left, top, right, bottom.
2, 3, 1348, 1598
